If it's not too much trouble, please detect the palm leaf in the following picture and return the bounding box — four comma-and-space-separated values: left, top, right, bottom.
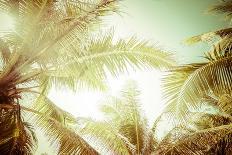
184, 28, 232, 45
0, 104, 37, 154
161, 56, 232, 119
41, 33, 174, 91
31, 95, 77, 124
24, 102, 98, 155
190, 112, 232, 130
208, 0, 232, 20
161, 63, 206, 114
155, 124, 232, 155
41, 118, 99, 155
80, 118, 135, 155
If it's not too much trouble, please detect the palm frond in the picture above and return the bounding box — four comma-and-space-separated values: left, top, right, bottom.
155, 124, 232, 155
0, 38, 11, 67
184, 28, 232, 45
208, 0, 232, 20
184, 32, 216, 45
0, 0, 121, 91
174, 57, 232, 118
21, 93, 98, 154
0, 104, 37, 154
80, 118, 135, 155
24, 104, 98, 154
41, 33, 174, 91
154, 125, 195, 154
161, 63, 206, 114
31, 95, 77, 124
40, 118, 99, 155
190, 112, 232, 130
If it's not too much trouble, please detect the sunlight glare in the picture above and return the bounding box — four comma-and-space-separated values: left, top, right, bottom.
48, 70, 165, 124
0, 13, 15, 32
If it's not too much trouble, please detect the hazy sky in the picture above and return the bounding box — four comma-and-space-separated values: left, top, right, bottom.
108, 0, 227, 62
44, 0, 228, 154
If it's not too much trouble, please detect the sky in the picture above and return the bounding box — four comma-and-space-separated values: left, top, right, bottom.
30, 0, 228, 154
49, 0, 227, 123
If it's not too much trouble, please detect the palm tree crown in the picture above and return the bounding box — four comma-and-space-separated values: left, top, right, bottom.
0, 0, 174, 154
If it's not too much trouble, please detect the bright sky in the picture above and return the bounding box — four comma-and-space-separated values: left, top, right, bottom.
48, 70, 164, 124
0, 12, 14, 33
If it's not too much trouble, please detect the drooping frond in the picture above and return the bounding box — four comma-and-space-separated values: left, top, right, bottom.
39, 118, 99, 155
0, 104, 37, 155
155, 124, 232, 155
174, 57, 232, 118
190, 112, 232, 130
155, 110, 232, 154
161, 63, 206, 114
154, 125, 195, 154
208, 0, 232, 20
19, 94, 98, 155
24, 104, 98, 155
31, 95, 77, 124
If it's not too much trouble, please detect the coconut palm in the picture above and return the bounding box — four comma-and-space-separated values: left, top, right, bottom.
0, 0, 174, 154
79, 82, 156, 155
159, 1, 232, 154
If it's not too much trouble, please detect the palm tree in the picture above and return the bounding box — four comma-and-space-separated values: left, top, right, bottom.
0, 0, 174, 154
159, 1, 232, 154
79, 82, 156, 155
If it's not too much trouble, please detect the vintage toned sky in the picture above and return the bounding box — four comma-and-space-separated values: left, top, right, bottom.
43, 0, 227, 154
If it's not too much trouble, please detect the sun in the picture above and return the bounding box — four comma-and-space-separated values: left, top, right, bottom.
48, 70, 165, 124
0, 13, 15, 32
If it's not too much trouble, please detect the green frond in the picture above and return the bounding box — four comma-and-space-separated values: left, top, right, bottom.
0, 0, 121, 88
99, 96, 125, 121
41, 33, 174, 91
203, 34, 232, 61
21, 0, 121, 64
